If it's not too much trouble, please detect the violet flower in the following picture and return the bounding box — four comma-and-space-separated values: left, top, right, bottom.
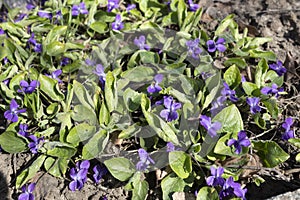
186, 38, 202, 59
207, 38, 226, 53
60, 57, 70, 66
206, 166, 225, 187
112, 14, 124, 31
0, 28, 5, 35
282, 117, 294, 141
188, 0, 200, 11
69, 160, 90, 191
19, 124, 29, 137
227, 131, 251, 154
261, 83, 283, 98
136, 148, 155, 171
26, 3, 35, 10
134, 35, 150, 50
46, 70, 62, 83
4, 99, 26, 123
107, 0, 119, 12
93, 64, 106, 86
200, 115, 222, 138
160, 96, 182, 122
85, 58, 96, 66
72, 2, 89, 16
28, 135, 44, 154
18, 183, 35, 200
3, 79, 10, 85
93, 165, 108, 184
166, 142, 175, 152
18, 80, 39, 94
269, 60, 286, 76
147, 74, 163, 94
38, 11, 53, 19
221, 82, 238, 102
246, 97, 261, 114
126, 4, 136, 13
219, 176, 247, 200
15, 13, 27, 22
211, 96, 226, 115
28, 33, 42, 53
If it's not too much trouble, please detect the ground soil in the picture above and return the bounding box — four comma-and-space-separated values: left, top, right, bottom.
0, 0, 300, 199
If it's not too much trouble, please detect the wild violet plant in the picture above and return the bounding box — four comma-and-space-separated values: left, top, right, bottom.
0, 0, 298, 200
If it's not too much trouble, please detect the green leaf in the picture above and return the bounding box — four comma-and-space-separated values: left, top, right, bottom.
73, 80, 95, 110
46, 41, 66, 56
139, 51, 159, 64
215, 14, 235, 36
66, 123, 96, 147
213, 104, 243, 133
252, 140, 290, 168
265, 70, 284, 87
121, 66, 154, 82
288, 138, 300, 148
224, 58, 247, 69
242, 82, 258, 96
123, 88, 142, 112
132, 173, 149, 200
169, 151, 192, 179
72, 105, 98, 125
90, 21, 108, 34
44, 157, 68, 178
196, 186, 219, 200
104, 157, 135, 181
224, 65, 241, 88
99, 101, 110, 125
262, 98, 279, 119
44, 141, 77, 158
249, 49, 276, 61
16, 155, 46, 188
296, 153, 300, 163
254, 114, 266, 129
161, 173, 191, 200
255, 58, 268, 88
177, 0, 187, 28
104, 71, 118, 112
39, 74, 64, 101
0, 131, 27, 153
82, 130, 109, 160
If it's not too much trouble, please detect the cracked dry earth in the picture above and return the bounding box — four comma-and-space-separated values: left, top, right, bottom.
0, 0, 300, 199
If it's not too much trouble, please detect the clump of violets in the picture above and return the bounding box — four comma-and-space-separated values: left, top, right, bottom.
219, 176, 247, 200
18, 183, 35, 200
18, 80, 39, 94
69, 160, 90, 191
282, 117, 295, 141
207, 38, 226, 53
246, 97, 261, 114
160, 96, 182, 122
136, 148, 155, 171
188, 0, 200, 11
4, 99, 26, 123
28, 135, 44, 154
221, 82, 238, 102
206, 166, 225, 187
107, 0, 119, 12
93, 164, 108, 184
269, 60, 286, 76
186, 38, 202, 59
46, 69, 62, 83
72, 2, 89, 16
227, 131, 251, 154
200, 115, 222, 138
261, 83, 283, 98
134, 35, 150, 50
112, 14, 124, 31
147, 74, 163, 94
18, 124, 29, 137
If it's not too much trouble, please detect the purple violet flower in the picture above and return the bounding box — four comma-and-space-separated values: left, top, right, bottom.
134, 35, 150, 50
19, 124, 29, 137
206, 166, 225, 187
15, 13, 27, 22
186, 38, 202, 59
221, 82, 238, 102
147, 74, 163, 94
28, 135, 44, 154
188, 0, 200, 11
72, 2, 89, 16
261, 83, 283, 98
46, 70, 63, 83
28, 33, 37, 46
0, 28, 5, 35
200, 115, 222, 138
93, 64, 106, 86
207, 38, 226, 53
246, 97, 261, 114
160, 96, 182, 122
18, 183, 35, 200
112, 14, 124, 31
60, 57, 70, 66
126, 4, 136, 13
211, 96, 226, 115
107, 0, 119, 12
166, 142, 175, 152
269, 60, 286, 76
227, 131, 251, 154
4, 99, 26, 123
3, 79, 10, 85
136, 148, 155, 171
282, 117, 294, 141
93, 165, 108, 184
69, 160, 90, 191
38, 11, 53, 19
26, 3, 35, 10
219, 176, 247, 200
18, 80, 39, 94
